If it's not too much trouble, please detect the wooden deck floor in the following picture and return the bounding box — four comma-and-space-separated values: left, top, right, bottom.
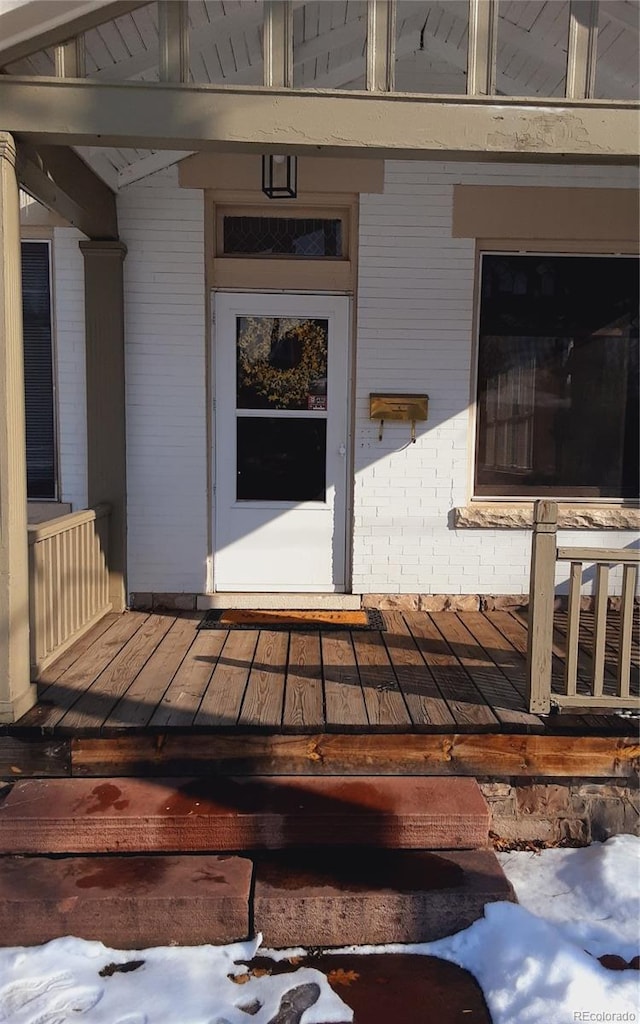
10, 608, 638, 739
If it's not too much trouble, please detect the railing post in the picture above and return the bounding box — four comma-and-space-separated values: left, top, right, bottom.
527, 499, 558, 714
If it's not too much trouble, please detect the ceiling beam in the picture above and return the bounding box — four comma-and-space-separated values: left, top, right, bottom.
1, 77, 637, 162
54, 36, 86, 78
0, 1, 151, 69
16, 142, 118, 239
566, 0, 599, 100
158, 1, 189, 84
366, 0, 397, 92
467, 0, 498, 95
263, 0, 294, 88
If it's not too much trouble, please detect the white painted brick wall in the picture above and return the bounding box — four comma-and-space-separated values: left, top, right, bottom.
118, 168, 207, 595
353, 161, 639, 595
52, 226, 88, 510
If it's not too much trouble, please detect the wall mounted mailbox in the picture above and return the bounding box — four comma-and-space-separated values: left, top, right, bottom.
369, 393, 429, 443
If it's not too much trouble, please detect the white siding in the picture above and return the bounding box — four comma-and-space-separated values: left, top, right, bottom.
53, 226, 88, 511
119, 168, 207, 595
353, 161, 638, 595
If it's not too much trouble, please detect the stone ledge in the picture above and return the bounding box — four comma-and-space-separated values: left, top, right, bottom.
454, 504, 640, 530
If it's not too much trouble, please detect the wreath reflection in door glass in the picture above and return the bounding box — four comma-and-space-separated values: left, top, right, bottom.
236, 317, 328, 410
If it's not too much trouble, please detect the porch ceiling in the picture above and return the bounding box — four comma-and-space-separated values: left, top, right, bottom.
2, 0, 638, 188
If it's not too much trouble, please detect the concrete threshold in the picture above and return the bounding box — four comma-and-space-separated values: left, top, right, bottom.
197, 593, 362, 610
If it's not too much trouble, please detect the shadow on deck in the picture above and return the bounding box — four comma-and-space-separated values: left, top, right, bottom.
2, 608, 637, 780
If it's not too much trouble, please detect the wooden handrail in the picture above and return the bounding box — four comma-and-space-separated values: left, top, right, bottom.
28, 503, 110, 544
557, 547, 640, 563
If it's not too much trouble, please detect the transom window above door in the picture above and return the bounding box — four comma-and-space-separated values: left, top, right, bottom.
223, 216, 343, 258
475, 254, 639, 500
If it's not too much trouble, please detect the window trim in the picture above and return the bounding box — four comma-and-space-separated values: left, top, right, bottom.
20, 235, 59, 503
470, 246, 639, 505
206, 191, 357, 294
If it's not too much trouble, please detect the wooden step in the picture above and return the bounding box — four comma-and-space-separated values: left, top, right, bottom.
0, 776, 490, 854
254, 848, 516, 947
0, 854, 252, 948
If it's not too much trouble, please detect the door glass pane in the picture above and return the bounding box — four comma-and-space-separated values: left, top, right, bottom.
237, 418, 327, 501
237, 316, 328, 410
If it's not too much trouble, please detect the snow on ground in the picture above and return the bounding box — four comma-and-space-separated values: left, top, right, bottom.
0, 836, 638, 1024
0, 936, 352, 1024
497, 833, 640, 961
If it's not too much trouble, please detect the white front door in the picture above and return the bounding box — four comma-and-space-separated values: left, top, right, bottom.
214, 292, 350, 591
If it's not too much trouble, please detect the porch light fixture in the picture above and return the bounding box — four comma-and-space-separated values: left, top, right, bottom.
262, 154, 297, 199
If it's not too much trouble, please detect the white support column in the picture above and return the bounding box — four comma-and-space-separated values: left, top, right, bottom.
263, 0, 293, 88
566, 0, 599, 99
467, 0, 498, 95
366, 0, 396, 92
54, 36, 86, 78
158, 0, 190, 84
0, 132, 35, 723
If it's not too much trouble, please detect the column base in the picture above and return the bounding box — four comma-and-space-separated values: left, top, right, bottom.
0, 684, 38, 724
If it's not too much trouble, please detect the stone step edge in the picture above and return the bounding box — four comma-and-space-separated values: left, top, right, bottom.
0, 775, 490, 854
0, 848, 515, 950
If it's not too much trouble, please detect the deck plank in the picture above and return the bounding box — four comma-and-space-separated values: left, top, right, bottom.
194, 630, 259, 727
351, 630, 412, 731
432, 612, 542, 731
282, 632, 324, 732
59, 614, 176, 732
149, 629, 227, 728
238, 631, 289, 728
486, 612, 591, 731
404, 613, 499, 730
321, 632, 369, 730
382, 612, 456, 730
34, 612, 121, 688
18, 612, 150, 730
12, 607, 636, 739
461, 610, 535, 710
104, 614, 202, 728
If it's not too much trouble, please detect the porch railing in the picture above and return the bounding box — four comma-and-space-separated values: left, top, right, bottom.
527, 500, 639, 714
28, 504, 111, 678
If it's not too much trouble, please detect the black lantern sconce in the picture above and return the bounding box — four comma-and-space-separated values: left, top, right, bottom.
261, 154, 297, 199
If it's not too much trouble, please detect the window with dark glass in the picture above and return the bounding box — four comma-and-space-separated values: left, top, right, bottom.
475, 255, 639, 499
223, 216, 343, 257
21, 241, 56, 499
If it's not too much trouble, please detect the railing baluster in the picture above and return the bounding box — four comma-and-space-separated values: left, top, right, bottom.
27, 505, 112, 678
618, 564, 637, 699
591, 563, 609, 697
564, 560, 582, 697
